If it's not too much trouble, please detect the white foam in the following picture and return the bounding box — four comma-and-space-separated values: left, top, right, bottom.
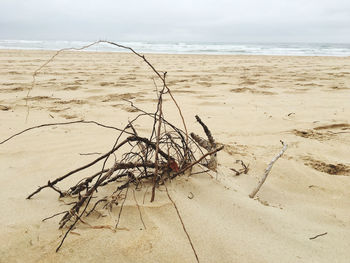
1, 40, 350, 56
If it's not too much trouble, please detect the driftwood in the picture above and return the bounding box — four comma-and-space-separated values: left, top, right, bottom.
0, 41, 227, 260
0, 40, 291, 260
249, 141, 288, 198
190, 115, 218, 171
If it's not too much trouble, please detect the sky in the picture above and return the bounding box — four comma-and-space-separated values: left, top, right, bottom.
1, 0, 350, 43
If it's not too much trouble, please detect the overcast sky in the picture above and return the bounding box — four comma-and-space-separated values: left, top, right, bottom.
1, 0, 350, 43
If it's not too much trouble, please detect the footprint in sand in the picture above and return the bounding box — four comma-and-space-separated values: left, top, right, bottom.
314, 123, 350, 131
0, 86, 25, 93
293, 123, 350, 140
302, 156, 350, 176
230, 87, 276, 95
60, 114, 79, 119
292, 129, 331, 141
99, 81, 114, 87
63, 86, 80, 91
197, 81, 212, 87
239, 80, 257, 85
0, 105, 11, 111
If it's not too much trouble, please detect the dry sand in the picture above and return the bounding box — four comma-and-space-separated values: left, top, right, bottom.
0, 49, 350, 263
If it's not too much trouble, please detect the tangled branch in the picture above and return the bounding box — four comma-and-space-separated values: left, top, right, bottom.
1, 41, 226, 257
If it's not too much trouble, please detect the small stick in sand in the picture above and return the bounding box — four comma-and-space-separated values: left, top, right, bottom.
230, 160, 249, 176
165, 184, 199, 263
309, 232, 327, 240
190, 115, 219, 171
249, 140, 288, 199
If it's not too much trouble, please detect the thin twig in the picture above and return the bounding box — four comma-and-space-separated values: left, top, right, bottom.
143, 185, 150, 205
171, 146, 224, 179
56, 203, 91, 252
27, 138, 132, 199
115, 187, 129, 229
0, 120, 131, 146
86, 198, 107, 217
151, 74, 166, 202
42, 211, 68, 222
230, 160, 249, 176
165, 184, 199, 263
249, 141, 288, 198
309, 232, 327, 240
79, 152, 102, 156
26, 41, 105, 121
133, 189, 146, 229
190, 170, 210, 176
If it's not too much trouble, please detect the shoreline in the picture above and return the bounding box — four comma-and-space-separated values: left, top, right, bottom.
2, 48, 350, 59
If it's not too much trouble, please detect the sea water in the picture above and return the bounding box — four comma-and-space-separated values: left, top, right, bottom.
1, 39, 350, 56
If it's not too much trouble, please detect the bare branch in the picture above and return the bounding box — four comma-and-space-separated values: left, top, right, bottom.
195, 115, 215, 148
249, 141, 288, 198
0, 120, 132, 146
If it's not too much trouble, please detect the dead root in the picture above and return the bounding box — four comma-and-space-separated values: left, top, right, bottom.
1, 41, 225, 261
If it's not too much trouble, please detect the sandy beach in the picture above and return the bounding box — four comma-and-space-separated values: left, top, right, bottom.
0, 49, 350, 262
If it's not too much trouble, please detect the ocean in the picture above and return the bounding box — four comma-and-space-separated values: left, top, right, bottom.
1, 39, 350, 56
